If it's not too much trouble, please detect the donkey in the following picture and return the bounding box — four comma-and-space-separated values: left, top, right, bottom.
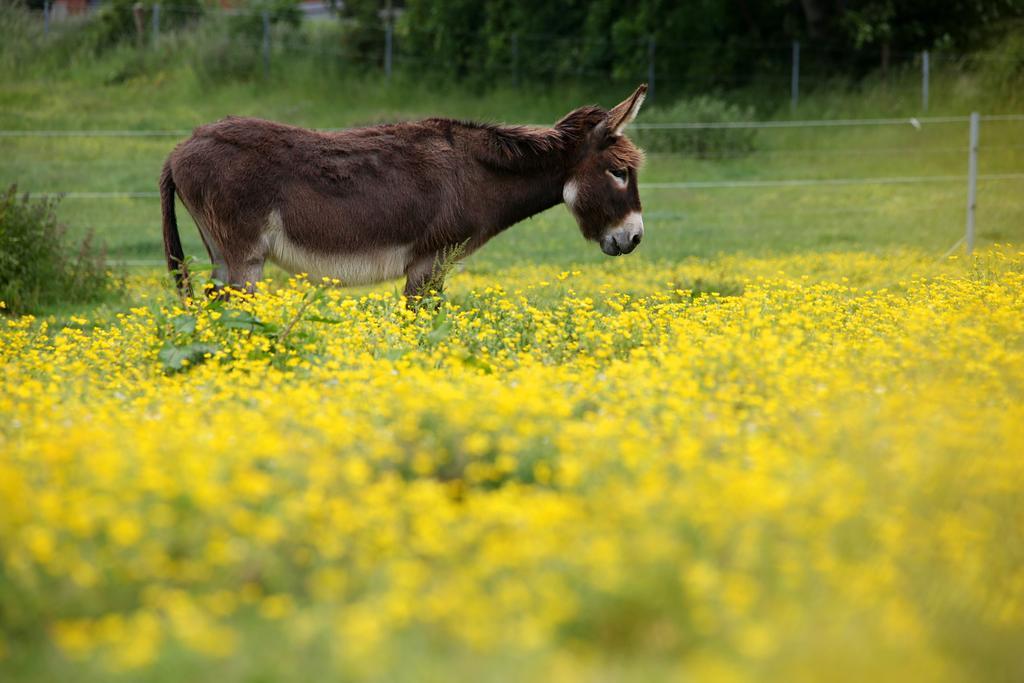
160, 84, 647, 298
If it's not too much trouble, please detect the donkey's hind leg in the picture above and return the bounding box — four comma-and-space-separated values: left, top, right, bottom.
221, 232, 269, 294
226, 257, 267, 294
186, 209, 229, 295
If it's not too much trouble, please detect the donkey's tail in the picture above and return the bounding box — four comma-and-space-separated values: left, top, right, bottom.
160, 160, 192, 299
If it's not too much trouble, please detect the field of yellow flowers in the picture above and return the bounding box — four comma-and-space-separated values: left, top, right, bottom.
1, 248, 1023, 682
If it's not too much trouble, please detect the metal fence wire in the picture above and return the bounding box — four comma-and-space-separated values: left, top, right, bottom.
4, 114, 1022, 257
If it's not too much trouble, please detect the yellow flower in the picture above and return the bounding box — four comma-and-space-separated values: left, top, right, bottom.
0, 247, 1021, 679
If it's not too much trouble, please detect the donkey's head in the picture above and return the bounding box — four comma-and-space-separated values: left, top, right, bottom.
562, 85, 648, 256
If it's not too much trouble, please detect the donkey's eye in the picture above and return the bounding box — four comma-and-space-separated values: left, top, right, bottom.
609, 169, 628, 183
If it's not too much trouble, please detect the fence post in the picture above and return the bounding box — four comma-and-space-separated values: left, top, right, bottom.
922, 50, 930, 112
791, 40, 800, 111
261, 10, 270, 80
43, 0, 50, 36
511, 33, 519, 86
151, 3, 160, 48
384, 21, 393, 79
132, 2, 144, 46
647, 36, 656, 103
965, 112, 980, 254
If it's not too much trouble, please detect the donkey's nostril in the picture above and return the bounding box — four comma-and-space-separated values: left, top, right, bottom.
630, 232, 642, 246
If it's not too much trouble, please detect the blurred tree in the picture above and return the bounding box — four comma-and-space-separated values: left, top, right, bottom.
338, 0, 389, 66
394, 0, 1023, 92
842, 0, 1023, 51
26, 0, 1024, 88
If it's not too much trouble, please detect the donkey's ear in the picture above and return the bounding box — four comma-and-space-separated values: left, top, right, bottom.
606, 84, 648, 137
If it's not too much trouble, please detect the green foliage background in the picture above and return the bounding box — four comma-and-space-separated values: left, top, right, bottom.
390, 0, 1024, 91
0, 187, 113, 314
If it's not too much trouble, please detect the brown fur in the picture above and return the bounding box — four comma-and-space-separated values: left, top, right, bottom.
161, 85, 648, 297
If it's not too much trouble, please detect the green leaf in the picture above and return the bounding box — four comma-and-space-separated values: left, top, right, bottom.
159, 342, 219, 373
305, 315, 346, 325
382, 347, 409, 361
431, 307, 447, 329
216, 310, 268, 331
170, 314, 196, 335
426, 321, 451, 345
461, 353, 493, 374
424, 307, 451, 345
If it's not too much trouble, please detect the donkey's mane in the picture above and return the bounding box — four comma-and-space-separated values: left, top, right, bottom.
429, 106, 610, 171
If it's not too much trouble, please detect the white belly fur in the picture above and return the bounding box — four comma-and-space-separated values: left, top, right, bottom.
264, 209, 409, 286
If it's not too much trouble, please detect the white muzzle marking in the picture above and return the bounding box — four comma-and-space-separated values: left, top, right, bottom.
601, 211, 645, 255
606, 211, 644, 242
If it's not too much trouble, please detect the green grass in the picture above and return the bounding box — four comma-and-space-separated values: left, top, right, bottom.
1, 29, 1022, 281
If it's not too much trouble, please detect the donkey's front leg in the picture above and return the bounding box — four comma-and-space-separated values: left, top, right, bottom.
403, 251, 442, 301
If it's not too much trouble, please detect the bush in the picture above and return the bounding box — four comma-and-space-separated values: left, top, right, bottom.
0, 187, 114, 314
190, 0, 303, 86
85, 0, 204, 53
975, 20, 1024, 107
631, 95, 756, 158
0, 1, 43, 75
228, 0, 302, 39
190, 18, 264, 85
1, 0, 205, 77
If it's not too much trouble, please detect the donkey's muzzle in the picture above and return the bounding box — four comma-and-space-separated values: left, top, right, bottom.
600, 212, 644, 256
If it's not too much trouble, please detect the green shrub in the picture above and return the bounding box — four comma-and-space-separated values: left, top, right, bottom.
631, 95, 756, 158
1, 0, 205, 77
0, 187, 115, 315
0, 1, 43, 75
228, 0, 302, 39
190, 18, 263, 85
336, 0, 386, 69
190, 0, 303, 86
85, 0, 204, 53
975, 20, 1024, 107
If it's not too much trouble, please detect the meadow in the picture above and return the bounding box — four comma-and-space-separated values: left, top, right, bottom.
2, 28, 1024, 683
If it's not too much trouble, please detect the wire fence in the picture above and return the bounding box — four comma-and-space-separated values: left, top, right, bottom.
4, 114, 1023, 137
13, 3, 1022, 274
3, 113, 1021, 264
